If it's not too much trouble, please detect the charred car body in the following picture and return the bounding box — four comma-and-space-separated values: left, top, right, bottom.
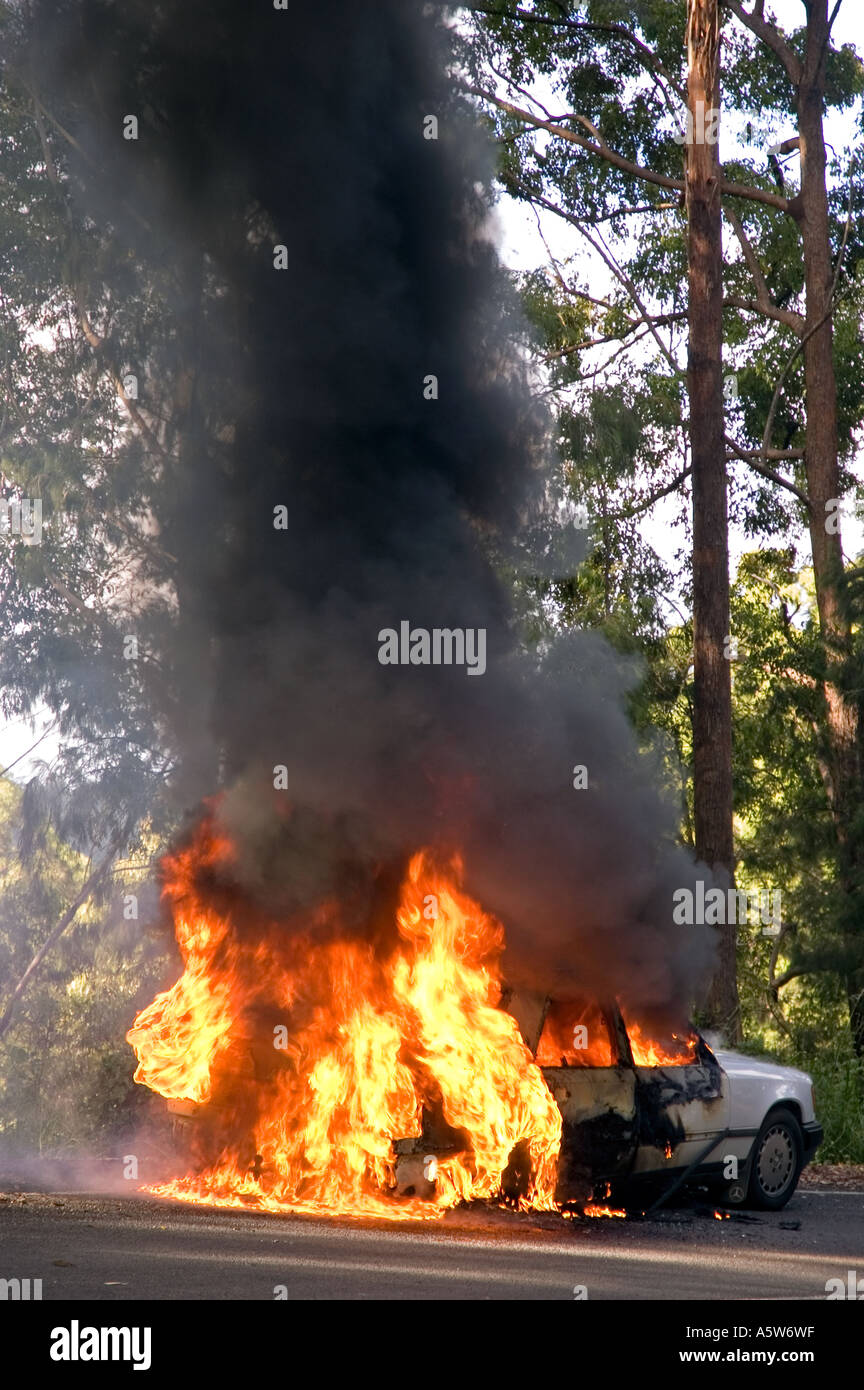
395, 992, 823, 1212
165, 988, 822, 1214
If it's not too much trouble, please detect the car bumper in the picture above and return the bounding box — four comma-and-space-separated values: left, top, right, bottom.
802, 1120, 824, 1158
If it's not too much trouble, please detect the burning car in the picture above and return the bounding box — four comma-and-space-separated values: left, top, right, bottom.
128, 823, 821, 1219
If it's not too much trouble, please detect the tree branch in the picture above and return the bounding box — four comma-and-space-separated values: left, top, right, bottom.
516, 184, 685, 375
566, 220, 683, 376
46, 574, 101, 619
465, 5, 688, 103
722, 202, 805, 332
472, 87, 794, 214
770, 963, 809, 992
827, 1, 845, 38
724, 294, 805, 332
0, 720, 60, 779
24, 84, 151, 232
721, 1, 803, 85
468, 87, 686, 195
76, 297, 170, 462
725, 435, 811, 508
768, 135, 801, 158
602, 465, 693, 521
719, 174, 793, 214
0, 853, 117, 1040
766, 922, 811, 1002
542, 311, 689, 359
586, 201, 680, 222
728, 445, 805, 460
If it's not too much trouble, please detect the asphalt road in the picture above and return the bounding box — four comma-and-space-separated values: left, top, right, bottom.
1, 1184, 862, 1300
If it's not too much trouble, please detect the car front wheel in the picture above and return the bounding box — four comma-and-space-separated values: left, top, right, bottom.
747, 1107, 803, 1210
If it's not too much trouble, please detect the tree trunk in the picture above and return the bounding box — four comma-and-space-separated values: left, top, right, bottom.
796, 2, 864, 1053
686, 0, 738, 1038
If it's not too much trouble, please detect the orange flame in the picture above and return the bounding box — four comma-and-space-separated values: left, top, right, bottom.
624, 1017, 699, 1067
127, 822, 562, 1219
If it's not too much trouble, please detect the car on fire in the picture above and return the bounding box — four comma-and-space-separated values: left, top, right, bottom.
395, 992, 823, 1212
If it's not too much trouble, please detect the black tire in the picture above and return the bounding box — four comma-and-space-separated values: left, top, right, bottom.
747, 1107, 803, 1210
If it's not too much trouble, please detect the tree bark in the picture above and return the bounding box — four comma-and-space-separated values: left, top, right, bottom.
687, 0, 739, 1038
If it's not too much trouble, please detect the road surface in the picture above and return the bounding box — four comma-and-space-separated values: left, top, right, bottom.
1, 1184, 861, 1300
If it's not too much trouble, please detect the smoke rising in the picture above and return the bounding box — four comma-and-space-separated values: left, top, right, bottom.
23, 0, 715, 1015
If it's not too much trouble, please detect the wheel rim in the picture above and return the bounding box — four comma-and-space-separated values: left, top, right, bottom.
757, 1123, 795, 1196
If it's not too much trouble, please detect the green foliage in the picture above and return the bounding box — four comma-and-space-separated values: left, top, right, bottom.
808, 1055, 864, 1163
0, 779, 171, 1154
735, 1006, 864, 1164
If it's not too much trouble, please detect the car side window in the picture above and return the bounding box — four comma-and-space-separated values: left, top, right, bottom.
619, 1007, 701, 1066
535, 997, 616, 1067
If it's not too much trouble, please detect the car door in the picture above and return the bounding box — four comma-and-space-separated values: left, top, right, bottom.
503, 990, 639, 1204
622, 1016, 730, 1179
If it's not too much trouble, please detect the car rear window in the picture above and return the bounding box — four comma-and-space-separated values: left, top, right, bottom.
534, 997, 615, 1067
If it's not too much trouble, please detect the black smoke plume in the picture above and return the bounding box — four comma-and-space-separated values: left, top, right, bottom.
21, 0, 715, 1014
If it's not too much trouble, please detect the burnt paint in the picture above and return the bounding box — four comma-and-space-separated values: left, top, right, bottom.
635, 1043, 725, 1152
554, 1108, 637, 1204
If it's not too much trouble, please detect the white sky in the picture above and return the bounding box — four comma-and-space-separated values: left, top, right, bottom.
2, 2, 862, 782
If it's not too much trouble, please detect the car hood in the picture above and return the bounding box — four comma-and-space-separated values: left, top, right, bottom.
712, 1047, 812, 1087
